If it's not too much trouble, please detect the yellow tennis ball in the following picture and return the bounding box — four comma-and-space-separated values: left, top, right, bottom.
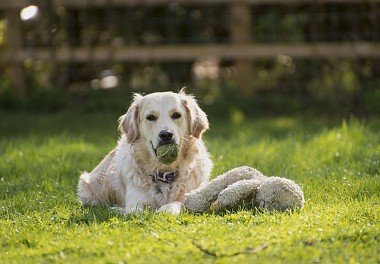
156, 143, 179, 164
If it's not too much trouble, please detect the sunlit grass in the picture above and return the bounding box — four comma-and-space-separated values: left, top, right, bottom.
0, 111, 379, 263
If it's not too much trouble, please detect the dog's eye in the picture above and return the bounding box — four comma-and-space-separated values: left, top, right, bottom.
146, 114, 157, 121
172, 112, 181, 119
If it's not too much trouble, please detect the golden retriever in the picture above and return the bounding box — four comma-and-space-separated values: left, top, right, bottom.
77, 89, 212, 214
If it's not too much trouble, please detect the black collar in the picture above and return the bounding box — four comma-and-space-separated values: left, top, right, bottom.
151, 171, 179, 183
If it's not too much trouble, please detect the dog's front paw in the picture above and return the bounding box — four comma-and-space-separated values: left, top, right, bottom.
111, 205, 144, 215
156, 201, 185, 215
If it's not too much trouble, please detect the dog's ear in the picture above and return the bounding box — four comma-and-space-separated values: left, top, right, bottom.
119, 93, 143, 143
180, 89, 209, 139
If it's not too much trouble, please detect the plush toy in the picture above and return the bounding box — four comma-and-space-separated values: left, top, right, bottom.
183, 166, 304, 212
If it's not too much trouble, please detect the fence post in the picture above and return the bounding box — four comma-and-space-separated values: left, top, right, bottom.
230, 1, 254, 96
4, 8, 27, 98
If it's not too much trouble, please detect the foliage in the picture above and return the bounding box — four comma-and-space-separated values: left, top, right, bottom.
1, 3, 380, 115
364, 88, 380, 114
1, 58, 379, 117
255, 11, 307, 42
0, 19, 5, 46
0, 112, 379, 263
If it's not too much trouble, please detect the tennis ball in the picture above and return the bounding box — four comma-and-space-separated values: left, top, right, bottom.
156, 143, 179, 164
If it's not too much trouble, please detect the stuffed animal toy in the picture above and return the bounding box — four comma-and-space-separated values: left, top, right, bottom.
183, 166, 304, 212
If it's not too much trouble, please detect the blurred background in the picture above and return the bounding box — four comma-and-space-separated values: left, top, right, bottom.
0, 0, 379, 117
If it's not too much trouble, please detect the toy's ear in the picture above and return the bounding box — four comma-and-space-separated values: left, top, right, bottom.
179, 88, 209, 139
118, 93, 143, 143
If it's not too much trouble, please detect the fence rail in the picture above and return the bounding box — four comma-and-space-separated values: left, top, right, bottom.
2, 0, 380, 9
3, 42, 380, 63
1, 0, 380, 97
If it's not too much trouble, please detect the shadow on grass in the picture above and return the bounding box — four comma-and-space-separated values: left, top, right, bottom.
2, 111, 379, 144
207, 117, 344, 143
207, 205, 299, 218
67, 205, 159, 226
0, 111, 120, 143
66, 204, 275, 226
0, 111, 340, 142
67, 206, 121, 226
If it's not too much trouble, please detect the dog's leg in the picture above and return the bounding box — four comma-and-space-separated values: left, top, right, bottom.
157, 201, 185, 215
119, 185, 152, 214
111, 205, 144, 214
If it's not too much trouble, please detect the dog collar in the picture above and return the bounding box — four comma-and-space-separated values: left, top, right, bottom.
151, 171, 179, 183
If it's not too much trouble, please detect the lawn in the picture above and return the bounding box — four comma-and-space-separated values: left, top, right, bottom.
0, 111, 379, 263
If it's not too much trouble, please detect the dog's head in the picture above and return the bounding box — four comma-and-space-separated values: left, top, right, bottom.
118, 89, 208, 162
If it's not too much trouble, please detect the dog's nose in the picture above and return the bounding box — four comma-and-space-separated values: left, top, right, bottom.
159, 130, 174, 142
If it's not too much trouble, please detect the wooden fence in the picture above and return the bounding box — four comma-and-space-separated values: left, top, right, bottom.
1, 0, 380, 97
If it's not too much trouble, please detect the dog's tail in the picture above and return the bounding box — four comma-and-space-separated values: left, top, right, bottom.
77, 149, 116, 206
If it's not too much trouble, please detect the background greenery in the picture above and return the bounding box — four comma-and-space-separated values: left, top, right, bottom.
1, 3, 380, 115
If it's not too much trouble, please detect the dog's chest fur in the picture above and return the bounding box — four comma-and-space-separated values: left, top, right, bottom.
113, 136, 212, 209
152, 180, 174, 207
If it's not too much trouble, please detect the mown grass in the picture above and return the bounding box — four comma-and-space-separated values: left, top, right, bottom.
0, 111, 379, 263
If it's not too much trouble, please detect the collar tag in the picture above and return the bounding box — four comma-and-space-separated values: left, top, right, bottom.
152, 171, 178, 183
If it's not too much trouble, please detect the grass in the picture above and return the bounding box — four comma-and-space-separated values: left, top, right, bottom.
0, 111, 379, 263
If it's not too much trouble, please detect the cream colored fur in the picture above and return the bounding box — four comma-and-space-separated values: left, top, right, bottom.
77, 90, 212, 214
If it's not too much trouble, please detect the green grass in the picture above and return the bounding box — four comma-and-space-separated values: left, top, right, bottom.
0, 111, 379, 263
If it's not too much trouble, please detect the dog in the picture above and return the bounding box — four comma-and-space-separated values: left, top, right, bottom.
77, 89, 213, 214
